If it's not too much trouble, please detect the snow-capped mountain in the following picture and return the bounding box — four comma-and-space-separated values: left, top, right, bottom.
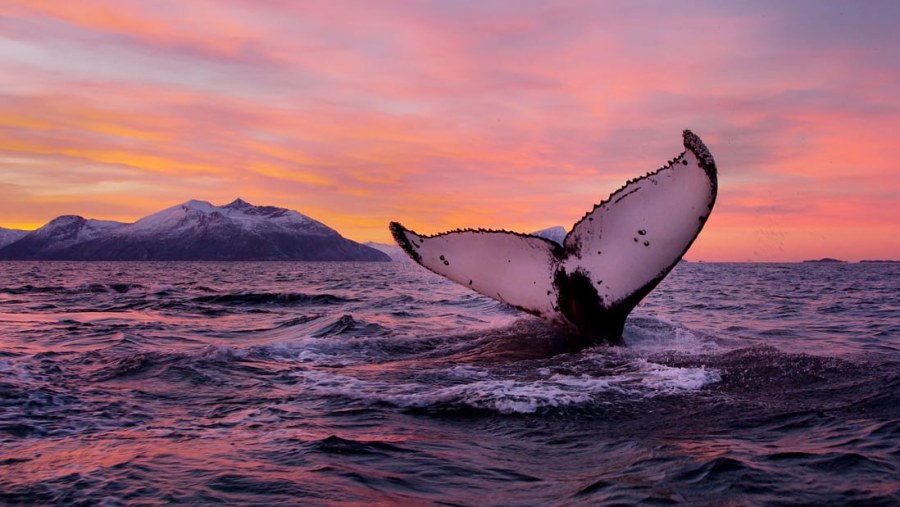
531, 226, 567, 246
363, 241, 410, 262
0, 199, 390, 261
126, 199, 334, 238
0, 216, 126, 260
0, 227, 28, 249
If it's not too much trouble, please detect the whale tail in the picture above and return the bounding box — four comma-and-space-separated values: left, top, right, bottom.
390, 130, 717, 347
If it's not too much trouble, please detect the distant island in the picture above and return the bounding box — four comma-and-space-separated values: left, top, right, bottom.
802, 258, 847, 263
0, 199, 390, 262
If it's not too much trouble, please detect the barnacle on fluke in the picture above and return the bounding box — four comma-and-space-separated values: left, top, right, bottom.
390, 130, 718, 349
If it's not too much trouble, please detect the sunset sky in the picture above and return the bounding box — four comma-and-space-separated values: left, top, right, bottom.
1, 1, 898, 261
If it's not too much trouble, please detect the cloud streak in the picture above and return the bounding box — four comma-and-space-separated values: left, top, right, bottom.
1, 0, 898, 260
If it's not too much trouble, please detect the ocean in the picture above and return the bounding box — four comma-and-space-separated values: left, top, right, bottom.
0, 261, 898, 505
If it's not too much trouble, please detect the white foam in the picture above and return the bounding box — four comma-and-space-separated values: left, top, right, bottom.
428, 378, 601, 413
635, 360, 720, 392
447, 365, 490, 379
198, 345, 247, 362
249, 336, 386, 367
291, 358, 720, 414
252, 340, 340, 364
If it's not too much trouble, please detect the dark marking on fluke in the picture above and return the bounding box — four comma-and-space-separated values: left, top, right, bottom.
554, 268, 624, 346
388, 130, 718, 350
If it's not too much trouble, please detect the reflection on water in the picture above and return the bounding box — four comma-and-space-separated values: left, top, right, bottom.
0, 261, 898, 504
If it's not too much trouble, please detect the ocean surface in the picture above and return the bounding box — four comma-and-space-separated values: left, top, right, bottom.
0, 261, 898, 505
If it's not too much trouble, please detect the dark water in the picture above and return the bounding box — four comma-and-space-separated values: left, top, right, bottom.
1, 261, 898, 505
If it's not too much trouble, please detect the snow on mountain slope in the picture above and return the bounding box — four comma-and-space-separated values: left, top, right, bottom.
364, 242, 410, 262
0, 216, 126, 259
38, 216, 125, 244
123, 198, 332, 238
0, 227, 28, 249
0, 199, 389, 261
531, 226, 567, 246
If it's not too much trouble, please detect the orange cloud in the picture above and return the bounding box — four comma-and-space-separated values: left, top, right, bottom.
1, 2, 899, 261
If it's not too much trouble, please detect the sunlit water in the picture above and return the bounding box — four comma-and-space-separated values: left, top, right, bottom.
1, 261, 898, 505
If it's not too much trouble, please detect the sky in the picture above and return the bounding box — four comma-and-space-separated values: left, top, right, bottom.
1, 0, 898, 262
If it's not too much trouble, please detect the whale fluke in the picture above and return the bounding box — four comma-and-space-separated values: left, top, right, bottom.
390, 130, 717, 347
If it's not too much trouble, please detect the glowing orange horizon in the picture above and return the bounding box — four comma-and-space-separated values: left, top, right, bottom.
1, 1, 898, 262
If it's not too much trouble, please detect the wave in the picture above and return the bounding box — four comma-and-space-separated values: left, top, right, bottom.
290, 359, 720, 414
624, 316, 724, 355
87, 350, 186, 381
191, 292, 355, 306
75, 283, 146, 294
0, 285, 67, 295
306, 435, 412, 456
308, 314, 390, 338
1, 283, 148, 295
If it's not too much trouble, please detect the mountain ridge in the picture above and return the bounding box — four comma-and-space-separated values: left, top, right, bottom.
0, 199, 389, 262
0, 227, 29, 249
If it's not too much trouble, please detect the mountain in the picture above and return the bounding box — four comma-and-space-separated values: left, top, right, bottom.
0, 227, 29, 249
531, 226, 567, 245
0, 216, 126, 260
364, 241, 410, 262
0, 199, 390, 261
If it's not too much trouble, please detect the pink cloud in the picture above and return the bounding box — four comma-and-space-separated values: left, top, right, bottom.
0, 1, 899, 260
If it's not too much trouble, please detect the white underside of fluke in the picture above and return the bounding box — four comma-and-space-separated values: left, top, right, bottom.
390, 228, 561, 318
390, 130, 717, 341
